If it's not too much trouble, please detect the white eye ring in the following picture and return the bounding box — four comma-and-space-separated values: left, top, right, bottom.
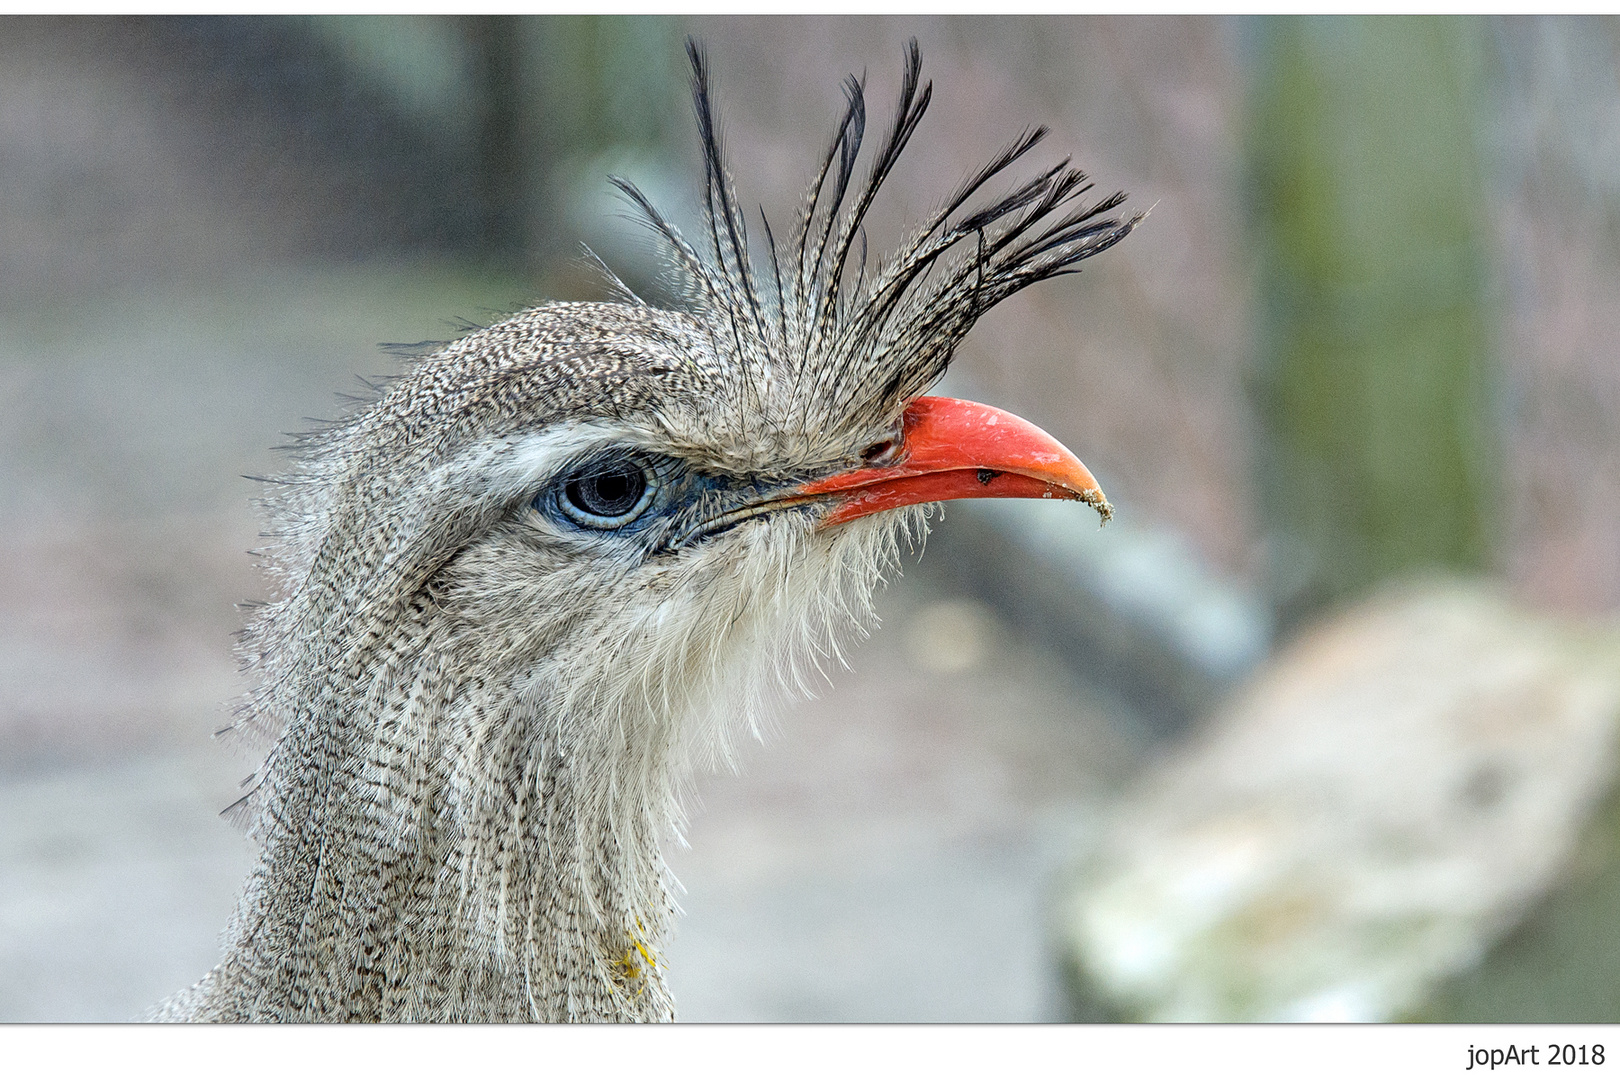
555, 462, 660, 529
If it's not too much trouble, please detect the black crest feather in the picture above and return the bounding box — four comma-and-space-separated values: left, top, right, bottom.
622, 37, 1140, 438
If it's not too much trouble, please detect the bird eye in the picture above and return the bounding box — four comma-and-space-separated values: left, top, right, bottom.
555, 461, 659, 529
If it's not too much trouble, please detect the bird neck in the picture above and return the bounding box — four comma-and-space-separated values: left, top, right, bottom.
182, 599, 682, 1022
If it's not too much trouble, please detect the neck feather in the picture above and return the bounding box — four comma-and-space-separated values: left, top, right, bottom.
168, 600, 680, 1022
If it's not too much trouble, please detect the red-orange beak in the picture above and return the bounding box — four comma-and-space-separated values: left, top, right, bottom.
799, 396, 1112, 527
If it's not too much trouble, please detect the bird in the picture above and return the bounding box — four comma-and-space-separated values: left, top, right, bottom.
156, 39, 1138, 1022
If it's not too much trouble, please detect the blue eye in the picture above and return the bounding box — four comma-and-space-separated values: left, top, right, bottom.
554, 461, 660, 529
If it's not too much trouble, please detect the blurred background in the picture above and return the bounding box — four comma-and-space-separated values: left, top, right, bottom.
2, 15, 1618, 1021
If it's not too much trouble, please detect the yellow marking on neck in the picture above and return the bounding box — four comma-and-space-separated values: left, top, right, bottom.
609, 929, 661, 996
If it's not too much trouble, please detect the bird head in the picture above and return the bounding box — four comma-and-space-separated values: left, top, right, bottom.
240, 41, 1136, 786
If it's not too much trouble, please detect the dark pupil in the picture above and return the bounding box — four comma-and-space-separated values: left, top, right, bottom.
568, 467, 644, 518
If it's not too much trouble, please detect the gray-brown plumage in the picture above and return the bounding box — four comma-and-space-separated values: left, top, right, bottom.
157, 40, 1136, 1022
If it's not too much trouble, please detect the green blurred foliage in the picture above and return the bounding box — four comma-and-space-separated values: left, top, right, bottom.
1248, 16, 1499, 625
300, 16, 685, 273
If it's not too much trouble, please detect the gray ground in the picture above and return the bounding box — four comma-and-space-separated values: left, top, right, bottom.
0, 269, 1146, 1022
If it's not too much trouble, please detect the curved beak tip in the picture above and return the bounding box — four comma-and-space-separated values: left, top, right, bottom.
802, 396, 1113, 528
1082, 488, 1115, 524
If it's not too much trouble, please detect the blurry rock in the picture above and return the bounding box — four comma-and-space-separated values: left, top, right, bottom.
1056, 579, 1620, 1021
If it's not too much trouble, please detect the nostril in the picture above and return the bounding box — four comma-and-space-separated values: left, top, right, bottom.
861, 438, 898, 465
